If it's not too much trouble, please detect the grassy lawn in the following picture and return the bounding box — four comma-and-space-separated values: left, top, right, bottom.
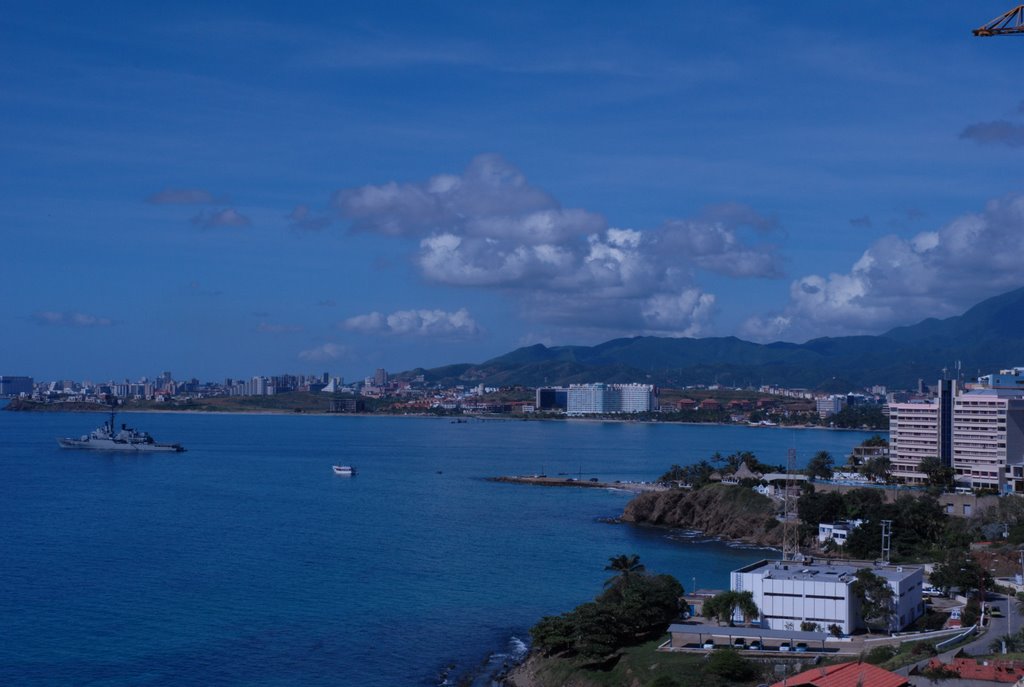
524, 637, 780, 687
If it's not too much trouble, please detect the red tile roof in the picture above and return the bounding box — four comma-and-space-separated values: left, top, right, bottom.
927, 657, 1024, 683
770, 661, 908, 687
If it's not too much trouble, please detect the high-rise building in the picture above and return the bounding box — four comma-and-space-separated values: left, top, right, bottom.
890, 373, 1024, 492
374, 368, 388, 386
565, 383, 656, 415
0, 376, 33, 396
952, 389, 1024, 492
535, 387, 568, 411
889, 401, 940, 484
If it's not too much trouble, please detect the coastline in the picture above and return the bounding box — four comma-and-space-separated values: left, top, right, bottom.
3, 402, 887, 433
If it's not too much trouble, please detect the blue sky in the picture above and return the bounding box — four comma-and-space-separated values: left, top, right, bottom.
6, 1, 1024, 381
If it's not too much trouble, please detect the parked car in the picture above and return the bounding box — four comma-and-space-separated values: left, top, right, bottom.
748, 640, 762, 651
733, 638, 747, 649
795, 642, 808, 653
779, 642, 791, 652
702, 640, 715, 650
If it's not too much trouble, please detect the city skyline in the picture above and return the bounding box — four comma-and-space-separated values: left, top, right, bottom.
6, 3, 1024, 380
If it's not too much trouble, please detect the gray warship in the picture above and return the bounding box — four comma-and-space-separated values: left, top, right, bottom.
57, 409, 185, 452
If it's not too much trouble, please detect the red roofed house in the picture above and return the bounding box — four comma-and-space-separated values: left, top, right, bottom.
769, 661, 908, 687
925, 656, 1024, 683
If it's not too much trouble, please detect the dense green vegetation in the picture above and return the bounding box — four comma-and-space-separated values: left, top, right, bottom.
531, 555, 683, 660
796, 487, 948, 560
523, 555, 770, 687
401, 286, 1024, 389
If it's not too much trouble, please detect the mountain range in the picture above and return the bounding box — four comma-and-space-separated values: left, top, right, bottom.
400, 286, 1024, 391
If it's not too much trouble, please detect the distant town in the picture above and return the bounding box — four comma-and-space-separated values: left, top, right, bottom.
6, 365, 1024, 496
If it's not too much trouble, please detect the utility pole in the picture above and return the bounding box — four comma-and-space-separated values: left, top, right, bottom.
880, 520, 892, 564
783, 448, 797, 560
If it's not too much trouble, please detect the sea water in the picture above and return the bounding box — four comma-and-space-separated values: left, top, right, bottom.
0, 407, 878, 686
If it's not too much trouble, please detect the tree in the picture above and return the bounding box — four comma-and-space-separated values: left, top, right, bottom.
706, 648, 758, 681
930, 551, 992, 597
862, 456, 893, 484
531, 558, 683, 659
851, 568, 896, 632
604, 554, 645, 588
806, 450, 835, 481
918, 456, 956, 491
702, 590, 759, 626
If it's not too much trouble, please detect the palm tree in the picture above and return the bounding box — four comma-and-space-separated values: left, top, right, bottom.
735, 591, 760, 625
604, 554, 645, 587
990, 633, 1021, 653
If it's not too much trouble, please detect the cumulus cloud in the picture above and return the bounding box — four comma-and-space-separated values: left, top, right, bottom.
960, 120, 1024, 148
298, 343, 348, 361
741, 191, 1024, 342
191, 208, 251, 229
33, 311, 114, 327
287, 204, 331, 232
147, 188, 217, 204
343, 308, 480, 338
333, 155, 780, 337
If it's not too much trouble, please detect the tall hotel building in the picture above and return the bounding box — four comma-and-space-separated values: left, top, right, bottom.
889, 371, 1024, 492
541, 383, 658, 415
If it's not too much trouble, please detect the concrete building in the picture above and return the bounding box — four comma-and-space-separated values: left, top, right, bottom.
888, 401, 940, 485
535, 387, 568, 411
565, 383, 657, 415
815, 395, 846, 419
952, 389, 1024, 492
817, 520, 862, 546
567, 383, 608, 415
0, 376, 34, 396
617, 383, 658, 413
977, 367, 1024, 390
731, 559, 924, 634
889, 379, 958, 485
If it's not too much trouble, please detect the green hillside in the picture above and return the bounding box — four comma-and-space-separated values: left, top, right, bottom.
397, 286, 1024, 389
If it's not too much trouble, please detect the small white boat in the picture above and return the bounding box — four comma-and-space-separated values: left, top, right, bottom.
332, 465, 356, 476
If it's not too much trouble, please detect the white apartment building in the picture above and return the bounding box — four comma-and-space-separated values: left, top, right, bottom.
731, 559, 924, 634
566, 383, 657, 415
567, 383, 608, 415
952, 389, 1024, 492
889, 401, 940, 484
815, 395, 846, 419
817, 520, 863, 546
617, 383, 658, 413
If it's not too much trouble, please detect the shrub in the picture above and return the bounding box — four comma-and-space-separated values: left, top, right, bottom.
706, 648, 758, 681
863, 645, 897, 665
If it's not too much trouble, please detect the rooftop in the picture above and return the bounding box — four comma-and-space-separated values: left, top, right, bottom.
770, 661, 908, 687
734, 559, 921, 584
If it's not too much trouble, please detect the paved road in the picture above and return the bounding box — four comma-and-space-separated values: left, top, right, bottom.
897, 592, 1024, 682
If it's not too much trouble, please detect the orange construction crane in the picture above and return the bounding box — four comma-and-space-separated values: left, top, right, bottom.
974, 5, 1024, 36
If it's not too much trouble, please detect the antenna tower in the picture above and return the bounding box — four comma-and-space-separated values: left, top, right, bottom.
974, 5, 1024, 36
782, 448, 798, 560
880, 519, 893, 564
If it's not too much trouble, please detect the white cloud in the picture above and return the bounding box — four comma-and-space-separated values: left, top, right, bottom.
342, 308, 480, 338
287, 204, 331, 231
191, 208, 251, 229
741, 191, 1024, 342
33, 311, 114, 327
334, 155, 781, 338
298, 343, 348, 362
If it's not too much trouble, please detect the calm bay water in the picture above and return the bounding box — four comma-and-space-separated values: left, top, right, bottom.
1, 407, 878, 686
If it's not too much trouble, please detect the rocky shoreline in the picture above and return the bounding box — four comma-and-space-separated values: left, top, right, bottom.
620, 483, 784, 548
